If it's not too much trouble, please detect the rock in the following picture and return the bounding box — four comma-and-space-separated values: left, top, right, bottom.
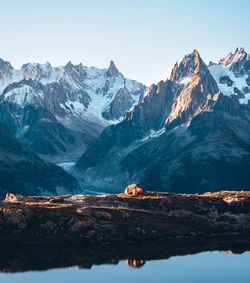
70, 221, 92, 232
219, 75, 233, 86
92, 211, 112, 220
246, 76, 250, 86
0, 191, 250, 245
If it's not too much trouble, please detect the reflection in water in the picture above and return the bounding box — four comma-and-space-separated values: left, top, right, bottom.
0, 237, 250, 273
127, 259, 146, 268
224, 248, 246, 255
78, 259, 120, 270
0, 251, 250, 283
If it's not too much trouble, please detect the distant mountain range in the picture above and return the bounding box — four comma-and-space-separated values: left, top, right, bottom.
0, 48, 249, 196
0, 59, 145, 163
75, 48, 250, 193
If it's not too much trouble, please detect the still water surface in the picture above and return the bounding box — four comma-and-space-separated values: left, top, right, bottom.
0, 251, 249, 283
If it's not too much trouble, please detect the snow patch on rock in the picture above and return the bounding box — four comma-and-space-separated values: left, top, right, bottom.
209, 64, 250, 104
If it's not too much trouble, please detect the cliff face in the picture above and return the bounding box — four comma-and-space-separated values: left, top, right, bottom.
1, 191, 250, 246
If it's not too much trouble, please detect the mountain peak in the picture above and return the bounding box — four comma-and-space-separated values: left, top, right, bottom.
107, 60, 120, 77
169, 49, 206, 82
65, 61, 73, 68
235, 47, 245, 53
0, 58, 13, 71
192, 49, 200, 57
0, 58, 6, 65
219, 47, 249, 66
44, 61, 52, 67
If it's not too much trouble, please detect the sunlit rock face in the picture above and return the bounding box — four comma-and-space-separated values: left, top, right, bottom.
75, 49, 250, 194
166, 49, 219, 126
219, 47, 250, 77
0, 59, 146, 162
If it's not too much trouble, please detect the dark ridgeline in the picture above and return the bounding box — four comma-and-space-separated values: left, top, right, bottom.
0, 123, 80, 199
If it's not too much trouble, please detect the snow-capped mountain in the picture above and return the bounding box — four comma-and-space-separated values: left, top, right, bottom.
0, 59, 146, 162
209, 47, 250, 104
74, 48, 250, 194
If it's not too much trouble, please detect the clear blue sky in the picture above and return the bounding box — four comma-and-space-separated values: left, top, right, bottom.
0, 0, 249, 85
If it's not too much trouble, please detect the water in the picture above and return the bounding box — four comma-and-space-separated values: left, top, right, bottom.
0, 251, 249, 283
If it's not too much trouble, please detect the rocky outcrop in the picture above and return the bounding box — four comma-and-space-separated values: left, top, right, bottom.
166, 49, 219, 126
1, 191, 250, 247
107, 60, 121, 77
102, 87, 136, 120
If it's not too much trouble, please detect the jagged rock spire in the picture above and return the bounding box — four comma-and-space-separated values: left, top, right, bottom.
64, 60, 74, 71
169, 49, 207, 82
0, 58, 13, 73
107, 60, 120, 77
219, 47, 249, 66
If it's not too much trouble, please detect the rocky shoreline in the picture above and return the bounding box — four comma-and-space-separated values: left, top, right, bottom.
0, 191, 250, 246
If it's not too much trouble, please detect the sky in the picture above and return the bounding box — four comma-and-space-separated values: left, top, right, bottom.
0, 0, 250, 85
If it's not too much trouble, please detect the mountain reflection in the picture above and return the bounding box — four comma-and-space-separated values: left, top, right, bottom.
0, 237, 249, 273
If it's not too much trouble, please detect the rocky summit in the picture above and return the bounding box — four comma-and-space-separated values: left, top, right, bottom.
1, 191, 250, 246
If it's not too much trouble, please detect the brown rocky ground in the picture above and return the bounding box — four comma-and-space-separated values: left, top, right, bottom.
0, 191, 250, 272
0, 191, 250, 246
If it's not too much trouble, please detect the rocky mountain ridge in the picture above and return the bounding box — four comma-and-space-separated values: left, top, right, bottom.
0, 59, 146, 162
75, 48, 250, 193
